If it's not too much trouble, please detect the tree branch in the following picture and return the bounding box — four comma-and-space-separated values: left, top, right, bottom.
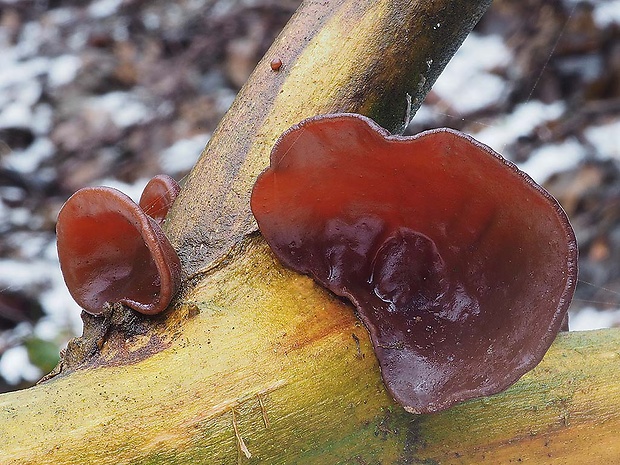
164, 0, 492, 275
1, 237, 619, 463
3, 1, 617, 464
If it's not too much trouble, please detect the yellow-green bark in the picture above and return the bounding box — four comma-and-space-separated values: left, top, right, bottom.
1, 237, 619, 464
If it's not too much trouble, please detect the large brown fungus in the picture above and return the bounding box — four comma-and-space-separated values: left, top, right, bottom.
57, 183, 181, 316
251, 113, 578, 414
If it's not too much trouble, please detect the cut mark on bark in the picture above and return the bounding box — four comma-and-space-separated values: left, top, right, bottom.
180, 379, 286, 430
352, 332, 364, 359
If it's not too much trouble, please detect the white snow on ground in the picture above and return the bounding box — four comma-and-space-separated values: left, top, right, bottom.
570, 307, 620, 331
585, 118, 620, 160
48, 55, 82, 88
0, 255, 83, 384
159, 133, 211, 175
88, 0, 124, 19
97, 177, 152, 203
0, 346, 41, 384
88, 92, 152, 129
473, 101, 566, 154
431, 33, 510, 114
0, 256, 82, 330
593, 0, 620, 27
0, 259, 52, 289
0, 56, 48, 92
40, 239, 85, 319
0, 100, 37, 129
0, 233, 85, 384
564, 0, 620, 27
518, 138, 586, 184
2, 138, 55, 174
409, 104, 437, 126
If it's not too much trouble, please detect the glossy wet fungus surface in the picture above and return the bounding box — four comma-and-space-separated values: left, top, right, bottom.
57, 182, 181, 316
139, 174, 182, 225
251, 113, 578, 414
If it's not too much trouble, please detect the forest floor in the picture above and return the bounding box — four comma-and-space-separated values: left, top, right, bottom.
0, 0, 618, 391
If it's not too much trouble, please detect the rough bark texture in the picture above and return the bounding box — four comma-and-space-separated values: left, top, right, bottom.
2, 0, 619, 463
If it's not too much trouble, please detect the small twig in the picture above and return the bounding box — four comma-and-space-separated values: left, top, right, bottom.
257, 394, 270, 429
232, 408, 252, 459
351, 333, 363, 359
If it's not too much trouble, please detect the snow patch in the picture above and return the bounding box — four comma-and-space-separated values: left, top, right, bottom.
48, 55, 82, 88
0, 260, 53, 289
570, 306, 620, 331
98, 177, 151, 203
37, 247, 84, 336
88, 0, 124, 18
87, 92, 151, 128
31, 104, 53, 135
432, 33, 510, 114
0, 254, 83, 346
2, 138, 55, 174
518, 138, 585, 184
0, 346, 41, 385
593, 1, 620, 27
409, 104, 437, 126
473, 101, 565, 154
585, 119, 620, 160
0, 57, 48, 93
159, 133, 210, 174
0, 102, 32, 129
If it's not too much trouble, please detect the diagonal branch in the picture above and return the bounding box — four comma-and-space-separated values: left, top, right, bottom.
164, 0, 492, 276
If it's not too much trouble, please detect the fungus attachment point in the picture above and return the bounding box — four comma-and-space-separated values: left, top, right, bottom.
57, 182, 181, 316
139, 174, 181, 224
251, 114, 578, 414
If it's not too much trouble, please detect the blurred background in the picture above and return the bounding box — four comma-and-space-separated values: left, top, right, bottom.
0, 0, 618, 392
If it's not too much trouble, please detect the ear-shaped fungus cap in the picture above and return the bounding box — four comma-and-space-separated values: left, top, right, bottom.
251, 114, 578, 414
57, 186, 181, 316
138, 174, 181, 224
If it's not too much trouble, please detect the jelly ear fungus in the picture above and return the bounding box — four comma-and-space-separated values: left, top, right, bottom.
251, 113, 578, 414
139, 174, 181, 225
57, 183, 181, 316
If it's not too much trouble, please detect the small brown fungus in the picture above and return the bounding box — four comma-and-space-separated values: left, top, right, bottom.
270, 58, 283, 71
57, 183, 181, 316
251, 113, 578, 414
138, 174, 181, 224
